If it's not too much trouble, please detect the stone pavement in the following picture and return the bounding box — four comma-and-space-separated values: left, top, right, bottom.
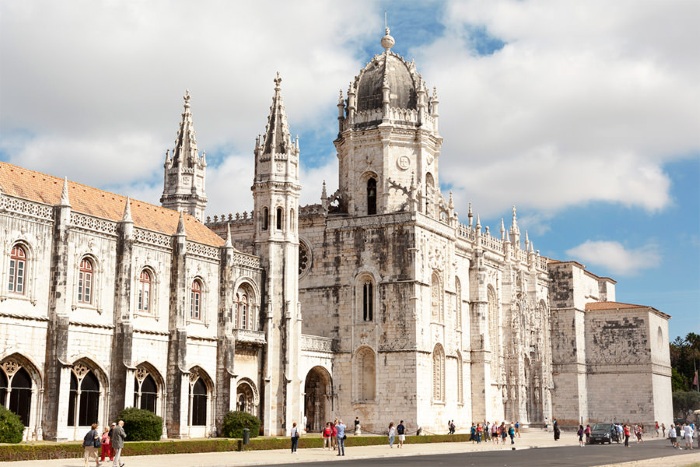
1, 430, 698, 467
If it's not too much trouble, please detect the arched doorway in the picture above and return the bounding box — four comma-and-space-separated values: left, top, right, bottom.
304, 366, 332, 433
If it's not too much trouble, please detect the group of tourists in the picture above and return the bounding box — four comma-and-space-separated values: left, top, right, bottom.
667, 422, 696, 450
469, 421, 517, 445
82, 420, 126, 467
315, 418, 347, 456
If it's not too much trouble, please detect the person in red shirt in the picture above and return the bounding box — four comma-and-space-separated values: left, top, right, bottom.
623, 424, 631, 447
322, 422, 332, 450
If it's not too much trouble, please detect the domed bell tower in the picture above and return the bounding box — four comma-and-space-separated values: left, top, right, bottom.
251, 73, 302, 436
334, 28, 442, 217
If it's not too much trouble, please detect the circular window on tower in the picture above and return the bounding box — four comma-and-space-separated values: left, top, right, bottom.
299, 240, 312, 277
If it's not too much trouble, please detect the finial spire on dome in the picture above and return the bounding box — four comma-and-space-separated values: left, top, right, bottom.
381, 14, 395, 52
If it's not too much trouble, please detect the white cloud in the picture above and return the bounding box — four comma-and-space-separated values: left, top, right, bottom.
565, 240, 661, 276
1, 0, 698, 224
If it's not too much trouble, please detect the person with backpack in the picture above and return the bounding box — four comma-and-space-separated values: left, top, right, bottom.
290, 421, 300, 454
82, 423, 101, 467
577, 424, 585, 447
508, 424, 516, 444
397, 420, 406, 448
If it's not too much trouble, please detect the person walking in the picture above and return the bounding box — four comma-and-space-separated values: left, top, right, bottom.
662, 423, 666, 438
397, 420, 406, 448
584, 424, 591, 444
82, 423, 101, 467
331, 419, 338, 451
290, 422, 300, 454
668, 424, 678, 448
515, 421, 520, 438
683, 423, 694, 450
623, 423, 631, 447
508, 424, 515, 445
388, 422, 396, 448
111, 420, 127, 467
336, 419, 346, 456
553, 419, 560, 441
100, 426, 113, 463
577, 424, 585, 447
354, 416, 361, 435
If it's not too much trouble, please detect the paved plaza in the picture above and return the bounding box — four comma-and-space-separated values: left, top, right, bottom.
1, 430, 699, 467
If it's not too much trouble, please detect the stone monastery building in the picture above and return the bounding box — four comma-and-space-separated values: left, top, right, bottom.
0, 30, 672, 441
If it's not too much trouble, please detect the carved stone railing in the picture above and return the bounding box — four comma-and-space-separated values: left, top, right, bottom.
70, 212, 117, 235
301, 334, 334, 353
134, 228, 171, 249
1, 196, 54, 220
233, 329, 266, 346
232, 252, 260, 269
186, 242, 220, 260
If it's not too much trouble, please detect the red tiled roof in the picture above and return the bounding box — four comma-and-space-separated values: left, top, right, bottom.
585, 301, 648, 311
0, 162, 224, 247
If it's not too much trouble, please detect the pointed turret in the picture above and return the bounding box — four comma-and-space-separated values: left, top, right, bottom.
509, 206, 521, 248
161, 90, 208, 222
259, 73, 297, 158
122, 197, 132, 222
60, 177, 70, 207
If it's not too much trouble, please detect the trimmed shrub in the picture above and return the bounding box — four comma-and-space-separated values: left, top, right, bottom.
118, 407, 163, 441
221, 411, 261, 439
0, 406, 24, 443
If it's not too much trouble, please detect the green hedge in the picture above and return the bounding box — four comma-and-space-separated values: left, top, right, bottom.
0, 406, 24, 444
0, 433, 473, 461
119, 407, 163, 441
221, 411, 261, 439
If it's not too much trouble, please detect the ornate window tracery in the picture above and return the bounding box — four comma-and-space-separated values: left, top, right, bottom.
190, 279, 203, 320
8, 244, 26, 295
78, 258, 94, 304
137, 269, 153, 312
0, 360, 32, 426
432, 344, 445, 402
68, 363, 100, 427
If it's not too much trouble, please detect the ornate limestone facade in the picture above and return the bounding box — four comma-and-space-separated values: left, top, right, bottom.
0, 29, 671, 441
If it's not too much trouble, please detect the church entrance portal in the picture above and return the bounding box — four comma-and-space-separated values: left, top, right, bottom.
304, 366, 332, 433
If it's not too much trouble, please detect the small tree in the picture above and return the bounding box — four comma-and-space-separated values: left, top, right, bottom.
0, 406, 25, 443
221, 411, 261, 438
118, 407, 163, 441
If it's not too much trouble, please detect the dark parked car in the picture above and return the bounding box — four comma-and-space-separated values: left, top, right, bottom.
589, 423, 619, 444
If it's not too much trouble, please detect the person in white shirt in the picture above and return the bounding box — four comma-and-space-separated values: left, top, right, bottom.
682, 423, 694, 450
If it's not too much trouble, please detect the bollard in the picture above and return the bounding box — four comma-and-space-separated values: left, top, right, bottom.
243, 428, 250, 445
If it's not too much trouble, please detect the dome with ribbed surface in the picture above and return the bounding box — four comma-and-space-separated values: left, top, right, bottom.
356, 53, 417, 111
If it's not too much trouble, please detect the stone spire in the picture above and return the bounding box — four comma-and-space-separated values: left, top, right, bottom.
261, 73, 296, 157
171, 90, 201, 167
509, 205, 521, 248
161, 90, 208, 222
59, 177, 70, 207
122, 197, 132, 222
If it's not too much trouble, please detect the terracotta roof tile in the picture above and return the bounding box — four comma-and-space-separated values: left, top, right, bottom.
585, 301, 649, 311
0, 162, 224, 247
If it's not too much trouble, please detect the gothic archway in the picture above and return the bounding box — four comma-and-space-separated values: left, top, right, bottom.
303, 366, 332, 433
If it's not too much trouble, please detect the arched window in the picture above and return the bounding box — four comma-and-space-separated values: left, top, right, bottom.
78, 258, 94, 304
455, 277, 462, 329
367, 178, 377, 215
237, 291, 249, 329
0, 364, 32, 426
8, 244, 27, 294
276, 207, 283, 230
138, 269, 152, 312
262, 207, 269, 231
189, 377, 207, 426
68, 368, 100, 426
134, 371, 158, 413
236, 382, 255, 415
433, 344, 445, 402
362, 280, 373, 322
190, 279, 202, 320
356, 347, 376, 401
431, 271, 442, 322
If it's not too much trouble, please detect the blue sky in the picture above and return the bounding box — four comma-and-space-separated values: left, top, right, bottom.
1, 0, 698, 338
